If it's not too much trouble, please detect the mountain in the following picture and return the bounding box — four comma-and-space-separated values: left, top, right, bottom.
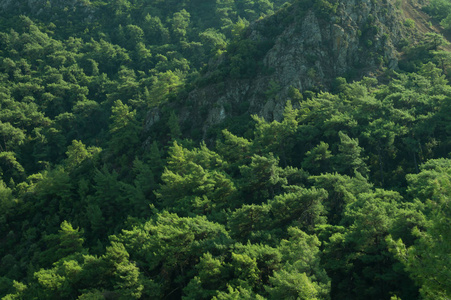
2, 0, 451, 299
172, 0, 412, 137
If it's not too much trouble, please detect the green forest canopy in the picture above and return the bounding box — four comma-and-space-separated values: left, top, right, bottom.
1, 0, 451, 299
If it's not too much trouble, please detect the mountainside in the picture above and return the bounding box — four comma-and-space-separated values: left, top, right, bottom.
174, 0, 411, 136
3, 0, 451, 299
0, 0, 97, 25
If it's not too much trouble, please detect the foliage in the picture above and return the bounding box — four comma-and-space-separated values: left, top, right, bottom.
1, 1, 451, 299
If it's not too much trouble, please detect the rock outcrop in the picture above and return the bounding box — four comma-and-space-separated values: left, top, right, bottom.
175, 0, 410, 137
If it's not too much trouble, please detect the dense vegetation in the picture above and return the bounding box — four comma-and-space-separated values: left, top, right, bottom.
1, 0, 451, 299
425, 0, 451, 29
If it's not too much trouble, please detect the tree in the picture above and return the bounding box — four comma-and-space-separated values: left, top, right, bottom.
172, 9, 191, 40
168, 110, 182, 140
265, 227, 330, 299
100, 242, 143, 299
310, 172, 372, 225
149, 70, 184, 106
302, 141, 333, 174
324, 189, 422, 300
266, 270, 320, 300
31, 167, 74, 218
216, 129, 252, 176
424, 33, 449, 51
239, 153, 287, 203
432, 50, 451, 74
199, 29, 227, 54
0, 179, 14, 211
57, 221, 84, 257
268, 187, 327, 231
65, 140, 101, 171
213, 285, 265, 300
107, 100, 140, 161
227, 203, 271, 242
156, 141, 236, 216
0, 152, 25, 183
39, 220, 85, 267
142, 15, 170, 44
425, 0, 451, 19
115, 212, 230, 298
183, 252, 228, 299
23, 242, 143, 299
334, 131, 369, 176
389, 159, 451, 300
91, 165, 128, 230
120, 158, 156, 217
251, 101, 299, 166
125, 24, 144, 48
0, 121, 25, 152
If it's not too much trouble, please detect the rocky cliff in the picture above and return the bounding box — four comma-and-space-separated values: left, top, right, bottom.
170, 0, 411, 137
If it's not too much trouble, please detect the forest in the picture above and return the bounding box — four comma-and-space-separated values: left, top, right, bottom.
1, 0, 451, 299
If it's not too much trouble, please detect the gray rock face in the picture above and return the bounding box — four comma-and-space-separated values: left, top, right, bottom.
177, 0, 408, 137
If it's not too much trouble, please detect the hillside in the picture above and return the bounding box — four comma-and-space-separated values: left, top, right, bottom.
170, 0, 415, 137
1, 0, 451, 299
401, 0, 451, 50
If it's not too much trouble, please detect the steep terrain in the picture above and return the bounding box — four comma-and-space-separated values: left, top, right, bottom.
401, 0, 451, 51
402, 0, 436, 34
2, 0, 451, 299
169, 0, 411, 137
